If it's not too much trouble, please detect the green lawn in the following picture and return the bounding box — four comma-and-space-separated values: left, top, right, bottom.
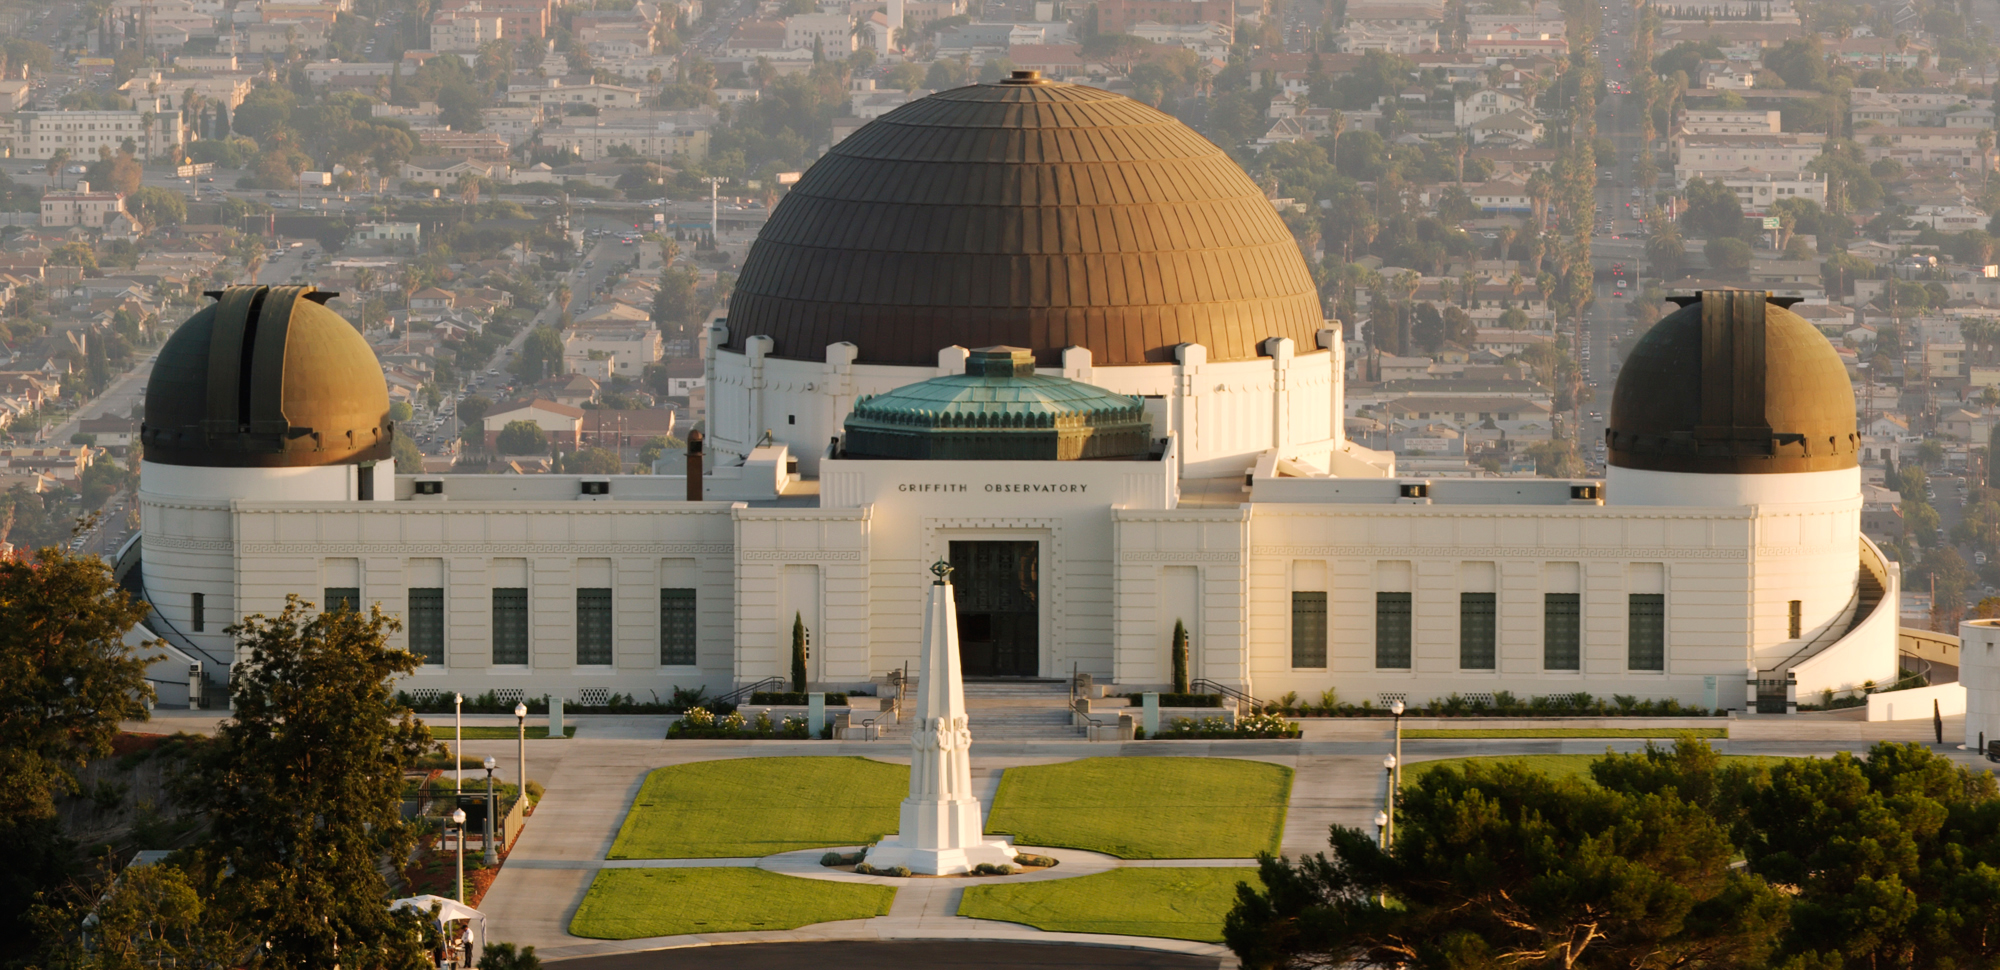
568, 868, 895, 940
1403, 727, 1727, 739
959, 867, 1260, 943
609, 757, 909, 859
430, 725, 575, 740
1404, 753, 1801, 787
985, 758, 1291, 859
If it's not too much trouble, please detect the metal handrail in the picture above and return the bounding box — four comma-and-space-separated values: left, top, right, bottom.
1190, 678, 1262, 711
714, 676, 787, 709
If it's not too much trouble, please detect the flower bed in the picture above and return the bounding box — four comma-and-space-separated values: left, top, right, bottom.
1139, 713, 1300, 740
1257, 689, 1725, 718
667, 709, 827, 740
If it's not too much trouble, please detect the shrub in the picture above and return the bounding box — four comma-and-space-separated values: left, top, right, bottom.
1125, 692, 1223, 708
667, 710, 814, 740
749, 691, 852, 705
972, 863, 1015, 876
1013, 854, 1058, 868
1142, 712, 1302, 740
855, 862, 910, 877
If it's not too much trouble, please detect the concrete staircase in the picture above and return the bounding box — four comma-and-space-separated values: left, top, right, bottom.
875, 680, 1080, 742
965, 681, 1079, 741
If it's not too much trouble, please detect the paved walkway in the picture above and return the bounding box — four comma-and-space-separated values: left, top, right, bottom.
125, 707, 1996, 966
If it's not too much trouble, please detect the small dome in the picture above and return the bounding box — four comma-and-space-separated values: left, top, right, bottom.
1607, 290, 1857, 475
143, 285, 394, 468
842, 346, 1152, 460
726, 75, 1324, 367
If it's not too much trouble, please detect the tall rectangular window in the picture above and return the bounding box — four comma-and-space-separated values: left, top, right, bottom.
1788, 600, 1803, 639
191, 592, 204, 632
660, 588, 697, 666
1629, 593, 1666, 671
1460, 592, 1497, 670
1375, 592, 1412, 669
324, 587, 360, 613
576, 588, 613, 666
357, 462, 375, 501
1544, 593, 1580, 670
408, 588, 444, 665
1291, 591, 1328, 668
492, 588, 528, 665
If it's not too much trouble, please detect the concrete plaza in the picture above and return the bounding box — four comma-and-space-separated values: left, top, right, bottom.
130, 707, 1976, 968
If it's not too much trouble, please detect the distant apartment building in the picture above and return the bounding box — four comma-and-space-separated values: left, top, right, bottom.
564, 325, 662, 377
505, 80, 643, 109
785, 12, 853, 51
41, 182, 126, 228
1671, 133, 1826, 180
1095, 0, 1234, 33
437, 0, 551, 39
1676, 108, 1781, 135
430, 9, 504, 52
14, 109, 183, 159
1680, 170, 1826, 212
539, 123, 711, 161
1862, 127, 1989, 166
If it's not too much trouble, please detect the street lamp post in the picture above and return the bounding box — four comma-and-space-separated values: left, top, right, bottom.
483, 756, 498, 866
453, 692, 464, 792
1391, 700, 1405, 791
450, 807, 468, 902
514, 701, 528, 800
1382, 754, 1398, 848
1374, 810, 1388, 846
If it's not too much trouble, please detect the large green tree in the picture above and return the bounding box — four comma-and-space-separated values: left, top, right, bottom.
1226, 756, 1788, 969
179, 598, 436, 970
0, 546, 157, 822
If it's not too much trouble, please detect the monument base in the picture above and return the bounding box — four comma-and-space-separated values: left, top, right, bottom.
863, 837, 1017, 876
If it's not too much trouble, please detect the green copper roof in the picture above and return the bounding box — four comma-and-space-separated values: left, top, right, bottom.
842, 347, 1154, 461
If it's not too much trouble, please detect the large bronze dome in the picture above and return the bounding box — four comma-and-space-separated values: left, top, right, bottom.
725, 72, 1325, 367
142, 285, 394, 468
1606, 290, 1857, 475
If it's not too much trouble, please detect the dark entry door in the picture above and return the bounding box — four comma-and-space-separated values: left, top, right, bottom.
950, 541, 1039, 678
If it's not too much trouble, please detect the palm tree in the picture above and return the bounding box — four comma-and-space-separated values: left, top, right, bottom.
1980, 129, 1995, 188
1328, 110, 1347, 174
1454, 134, 1470, 185
46, 149, 68, 188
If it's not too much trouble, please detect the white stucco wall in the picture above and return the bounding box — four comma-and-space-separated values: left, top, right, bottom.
706, 323, 1344, 479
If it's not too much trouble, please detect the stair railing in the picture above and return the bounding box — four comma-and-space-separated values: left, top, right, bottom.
1191, 678, 1262, 714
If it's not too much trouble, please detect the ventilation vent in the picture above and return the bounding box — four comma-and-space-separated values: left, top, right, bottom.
579, 688, 610, 706
1463, 692, 1495, 707
409, 688, 443, 703
580, 480, 610, 495
415, 480, 444, 495
1377, 692, 1409, 707
493, 688, 525, 705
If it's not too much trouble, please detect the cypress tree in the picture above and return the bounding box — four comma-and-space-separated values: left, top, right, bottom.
1171, 618, 1190, 694
791, 611, 808, 693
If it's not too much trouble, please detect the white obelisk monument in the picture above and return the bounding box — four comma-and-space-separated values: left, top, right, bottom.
863, 561, 1017, 875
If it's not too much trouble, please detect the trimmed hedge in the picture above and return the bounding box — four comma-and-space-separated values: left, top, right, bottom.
750, 691, 852, 706
1125, 692, 1223, 708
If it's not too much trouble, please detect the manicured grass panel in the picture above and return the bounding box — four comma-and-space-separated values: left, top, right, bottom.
959, 867, 1260, 944
1404, 753, 1799, 787
432, 725, 575, 740
986, 757, 1291, 859
568, 868, 895, 940
1403, 727, 1727, 739
609, 757, 908, 859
